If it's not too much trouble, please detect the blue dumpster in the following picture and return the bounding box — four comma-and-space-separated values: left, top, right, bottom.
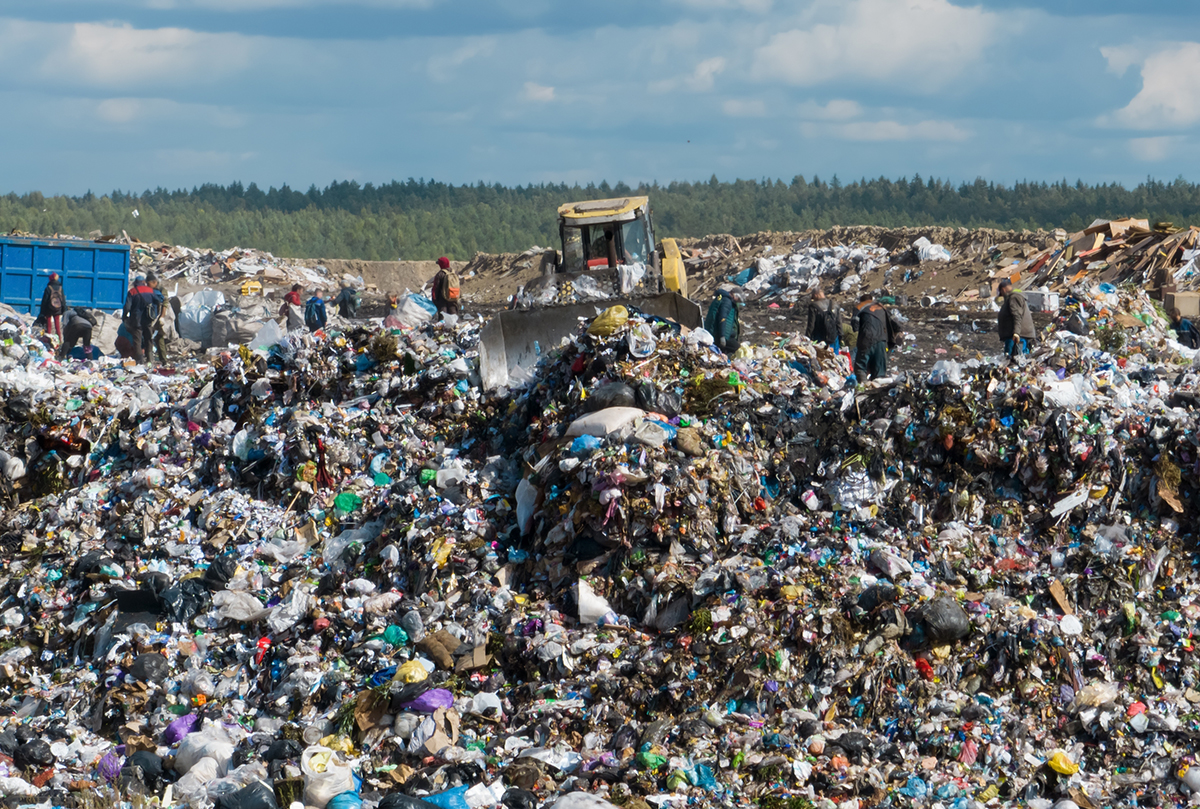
0, 236, 131, 315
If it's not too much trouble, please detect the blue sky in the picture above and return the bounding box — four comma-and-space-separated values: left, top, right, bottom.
2, 0, 1199, 195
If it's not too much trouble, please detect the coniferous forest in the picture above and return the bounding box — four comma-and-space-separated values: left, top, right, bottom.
4, 175, 1199, 260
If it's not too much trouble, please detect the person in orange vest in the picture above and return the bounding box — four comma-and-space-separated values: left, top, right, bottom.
850, 292, 900, 381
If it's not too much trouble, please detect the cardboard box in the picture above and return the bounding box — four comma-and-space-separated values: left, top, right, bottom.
1165, 292, 1200, 318
1025, 291, 1060, 313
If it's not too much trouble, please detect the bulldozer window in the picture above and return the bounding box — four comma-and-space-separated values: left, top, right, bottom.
621, 218, 649, 264
562, 227, 585, 273
586, 227, 613, 265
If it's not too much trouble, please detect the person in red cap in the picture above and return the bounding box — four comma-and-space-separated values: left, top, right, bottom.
429, 256, 461, 318
37, 272, 66, 340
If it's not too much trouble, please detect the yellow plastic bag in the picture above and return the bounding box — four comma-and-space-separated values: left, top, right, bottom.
1047, 750, 1079, 775
588, 306, 629, 337
394, 660, 429, 683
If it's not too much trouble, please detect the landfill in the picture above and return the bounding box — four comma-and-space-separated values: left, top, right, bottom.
5, 226, 1200, 809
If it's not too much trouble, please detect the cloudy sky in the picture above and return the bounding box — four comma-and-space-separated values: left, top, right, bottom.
2, 0, 1199, 195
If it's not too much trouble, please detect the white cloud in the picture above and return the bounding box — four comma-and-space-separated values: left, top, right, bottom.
96, 97, 246, 128
85, 0, 438, 8
752, 0, 1002, 90
1102, 42, 1200, 129
1129, 135, 1185, 161
34, 22, 253, 88
650, 56, 726, 93
801, 118, 970, 142
798, 99, 862, 120
669, 0, 773, 11
427, 38, 496, 82
723, 98, 767, 117
523, 82, 555, 102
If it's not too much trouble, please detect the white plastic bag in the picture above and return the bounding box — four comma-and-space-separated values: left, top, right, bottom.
250, 318, 285, 350
395, 293, 438, 327
566, 407, 645, 437
626, 323, 656, 358
177, 290, 226, 344
516, 477, 538, 536
213, 590, 271, 623
174, 720, 239, 775
577, 579, 615, 625
301, 746, 356, 809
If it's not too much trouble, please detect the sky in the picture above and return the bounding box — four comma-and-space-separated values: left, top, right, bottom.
2, 0, 1200, 195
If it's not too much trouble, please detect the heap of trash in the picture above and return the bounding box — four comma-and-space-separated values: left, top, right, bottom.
2, 278, 1200, 809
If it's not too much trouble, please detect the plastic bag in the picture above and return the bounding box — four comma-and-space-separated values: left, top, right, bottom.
395, 293, 438, 328
323, 520, 385, 572
587, 306, 628, 337
634, 382, 682, 417
617, 263, 646, 294
379, 795, 442, 809
178, 290, 226, 344
566, 407, 644, 438
164, 713, 200, 745
250, 318, 285, 350
549, 793, 621, 809
626, 322, 656, 357
266, 583, 315, 635
577, 579, 615, 625
128, 652, 169, 683
515, 478, 538, 536
327, 793, 364, 809
928, 360, 962, 386
395, 660, 429, 684
215, 781, 279, 809
399, 688, 455, 713
919, 595, 971, 642
423, 785, 469, 809
586, 382, 636, 411
175, 721, 239, 775
214, 591, 271, 623
301, 746, 356, 809
631, 419, 673, 448
570, 435, 602, 456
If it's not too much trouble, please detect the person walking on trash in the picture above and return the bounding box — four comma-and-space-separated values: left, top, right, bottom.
850, 292, 899, 381
996, 277, 1035, 358
38, 272, 66, 341
334, 283, 360, 319
430, 257, 461, 318
704, 285, 742, 353
305, 289, 329, 332
805, 288, 841, 351
281, 283, 305, 332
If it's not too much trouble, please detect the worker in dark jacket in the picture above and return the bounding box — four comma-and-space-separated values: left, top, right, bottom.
59, 308, 97, 360
704, 287, 741, 353
804, 289, 841, 350
1171, 308, 1200, 349
850, 293, 898, 381
122, 273, 157, 364
430, 257, 460, 317
996, 278, 1035, 357
333, 284, 360, 319
38, 272, 66, 340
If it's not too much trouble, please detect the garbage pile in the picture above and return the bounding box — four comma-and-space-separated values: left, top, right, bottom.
3, 285, 1200, 809
120, 238, 337, 291
726, 241, 891, 302
1000, 218, 1200, 293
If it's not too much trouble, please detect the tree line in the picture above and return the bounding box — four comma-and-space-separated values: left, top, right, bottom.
3, 175, 1199, 260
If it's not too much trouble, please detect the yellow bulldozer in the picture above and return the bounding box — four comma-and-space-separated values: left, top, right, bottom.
479, 196, 702, 390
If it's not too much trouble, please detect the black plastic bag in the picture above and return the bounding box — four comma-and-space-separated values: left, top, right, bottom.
262, 738, 304, 762
378, 794, 443, 809
586, 382, 636, 411
635, 382, 682, 418
162, 578, 212, 624
203, 554, 238, 590
216, 781, 279, 809
120, 750, 165, 789
919, 595, 971, 643
14, 739, 55, 769
128, 653, 169, 684
502, 788, 539, 809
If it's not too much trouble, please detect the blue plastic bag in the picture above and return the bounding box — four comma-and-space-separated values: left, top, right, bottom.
328, 793, 364, 809
571, 435, 603, 455
423, 785, 469, 809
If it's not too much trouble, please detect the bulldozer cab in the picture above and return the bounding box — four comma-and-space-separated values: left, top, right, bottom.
558, 197, 656, 273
